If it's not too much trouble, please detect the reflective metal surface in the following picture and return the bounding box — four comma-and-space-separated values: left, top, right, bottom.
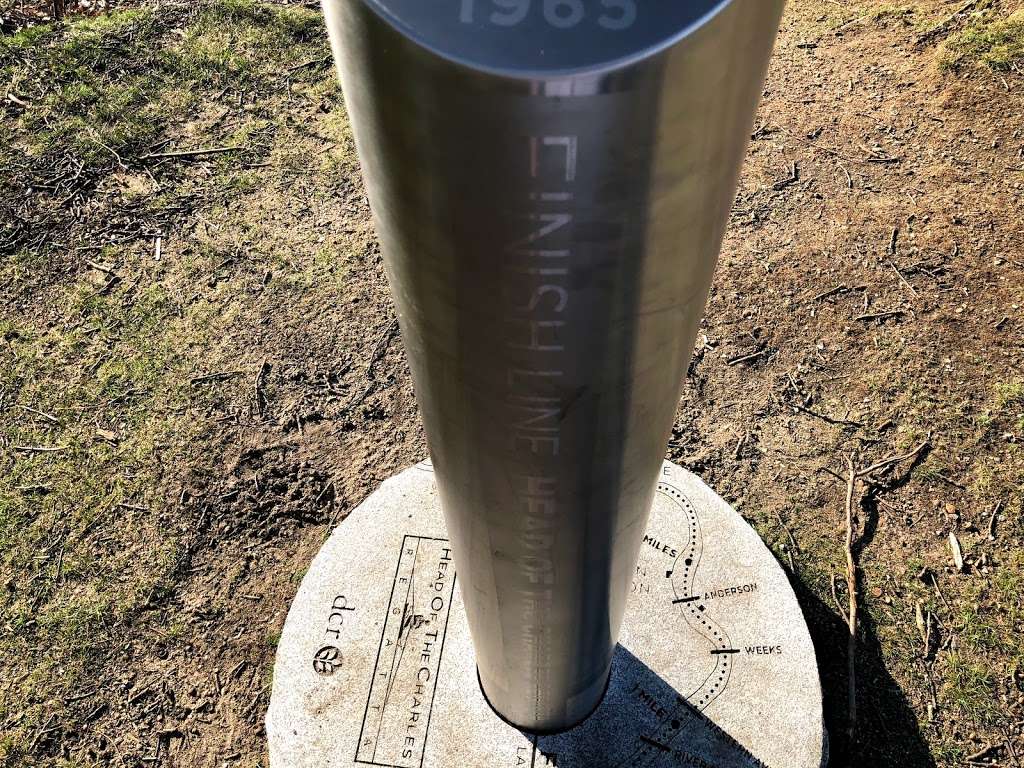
322, 0, 785, 732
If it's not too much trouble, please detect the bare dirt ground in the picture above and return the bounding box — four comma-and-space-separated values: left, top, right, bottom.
1, 1, 1022, 766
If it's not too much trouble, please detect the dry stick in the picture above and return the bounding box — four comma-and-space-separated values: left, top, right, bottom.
813, 284, 852, 302
1002, 727, 1022, 768
16, 404, 60, 424
13, 444, 67, 453
889, 261, 919, 297
367, 319, 400, 375
190, 370, 243, 385
254, 358, 269, 417
840, 437, 930, 743
776, 126, 876, 165
774, 508, 800, 565
831, 574, 850, 622
286, 55, 332, 73
987, 500, 1003, 541
813, 284, 866, 303
856, 310, 905, 322
966, 744, 997, 764
856, 439, 930, 479
726, 348, 768, 366
140, 146, 243, 160
839, 163, 853, 189
772, 162, 800, 191
843, 454, 859, 743
85, 259, 119, 276
934, 471, 966, 489
792, 402, 864, 428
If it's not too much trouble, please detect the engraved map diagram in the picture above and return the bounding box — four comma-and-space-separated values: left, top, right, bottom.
266, 461, 827, 768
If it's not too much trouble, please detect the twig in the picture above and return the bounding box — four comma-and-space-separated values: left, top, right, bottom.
286, 55, 332, 73
16, 404, 60, 424
726, 348, 769, 366
733, 431, 747, 460
13, 445, 68, 453
84, 132, 125, 169
917, 606, 933, 659
776, 126, 880, 165
865, 153, 902, 165
772, 161, 800, 191
856, 439, 930, 479
988, 500, 1003, 541
934, 471, 965, 490
855, 310, 905, 322
832, 438, 929, 745
254, 358, 269, 417
190, 371, 243, 385
813, 284, 852, 302
140, 146, 244, 160
966, 744, 997, 764
367, 319, 400, 376
924, 608, 933, 661
774, 509, 801, 557
315, 482, 335, 506
817, 465, 848, 484
831, 574, 850, 623
889, 261, 918, 297
843, 454, 859, 743
1002, 728, 1022, 768
791, 402, 864, 428
839, 163, 853, 189
85, 259, 119, 276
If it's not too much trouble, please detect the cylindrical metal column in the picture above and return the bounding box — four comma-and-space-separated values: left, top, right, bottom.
322, 0, 784, 732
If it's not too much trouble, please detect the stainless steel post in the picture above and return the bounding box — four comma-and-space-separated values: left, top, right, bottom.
322, 0, 784, 733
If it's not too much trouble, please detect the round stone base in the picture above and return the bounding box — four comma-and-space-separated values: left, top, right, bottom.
266, 460, 827, 768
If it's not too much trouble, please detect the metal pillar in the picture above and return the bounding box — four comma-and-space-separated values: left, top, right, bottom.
322, 0, 785, 732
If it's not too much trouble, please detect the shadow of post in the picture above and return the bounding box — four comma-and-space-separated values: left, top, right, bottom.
526, 645, 774, 768
788, 576, 936, 767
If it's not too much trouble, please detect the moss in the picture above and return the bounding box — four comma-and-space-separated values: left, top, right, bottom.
940, 8, 1024, 71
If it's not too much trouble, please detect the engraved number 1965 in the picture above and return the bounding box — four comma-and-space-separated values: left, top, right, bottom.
459, 0, 637, 30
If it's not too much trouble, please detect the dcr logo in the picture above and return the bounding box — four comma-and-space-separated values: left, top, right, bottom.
313, 645, 342, 676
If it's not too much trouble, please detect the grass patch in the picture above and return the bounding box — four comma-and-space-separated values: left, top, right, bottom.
1, 0, 326, 172
994, 378, 1024, 411
0, 3, 337, 762
941, 652, 1002, 725
871, 3, 917, 22
940, 7, 1024, 71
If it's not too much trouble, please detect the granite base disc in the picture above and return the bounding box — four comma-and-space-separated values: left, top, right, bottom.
267, 460, 827, 768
